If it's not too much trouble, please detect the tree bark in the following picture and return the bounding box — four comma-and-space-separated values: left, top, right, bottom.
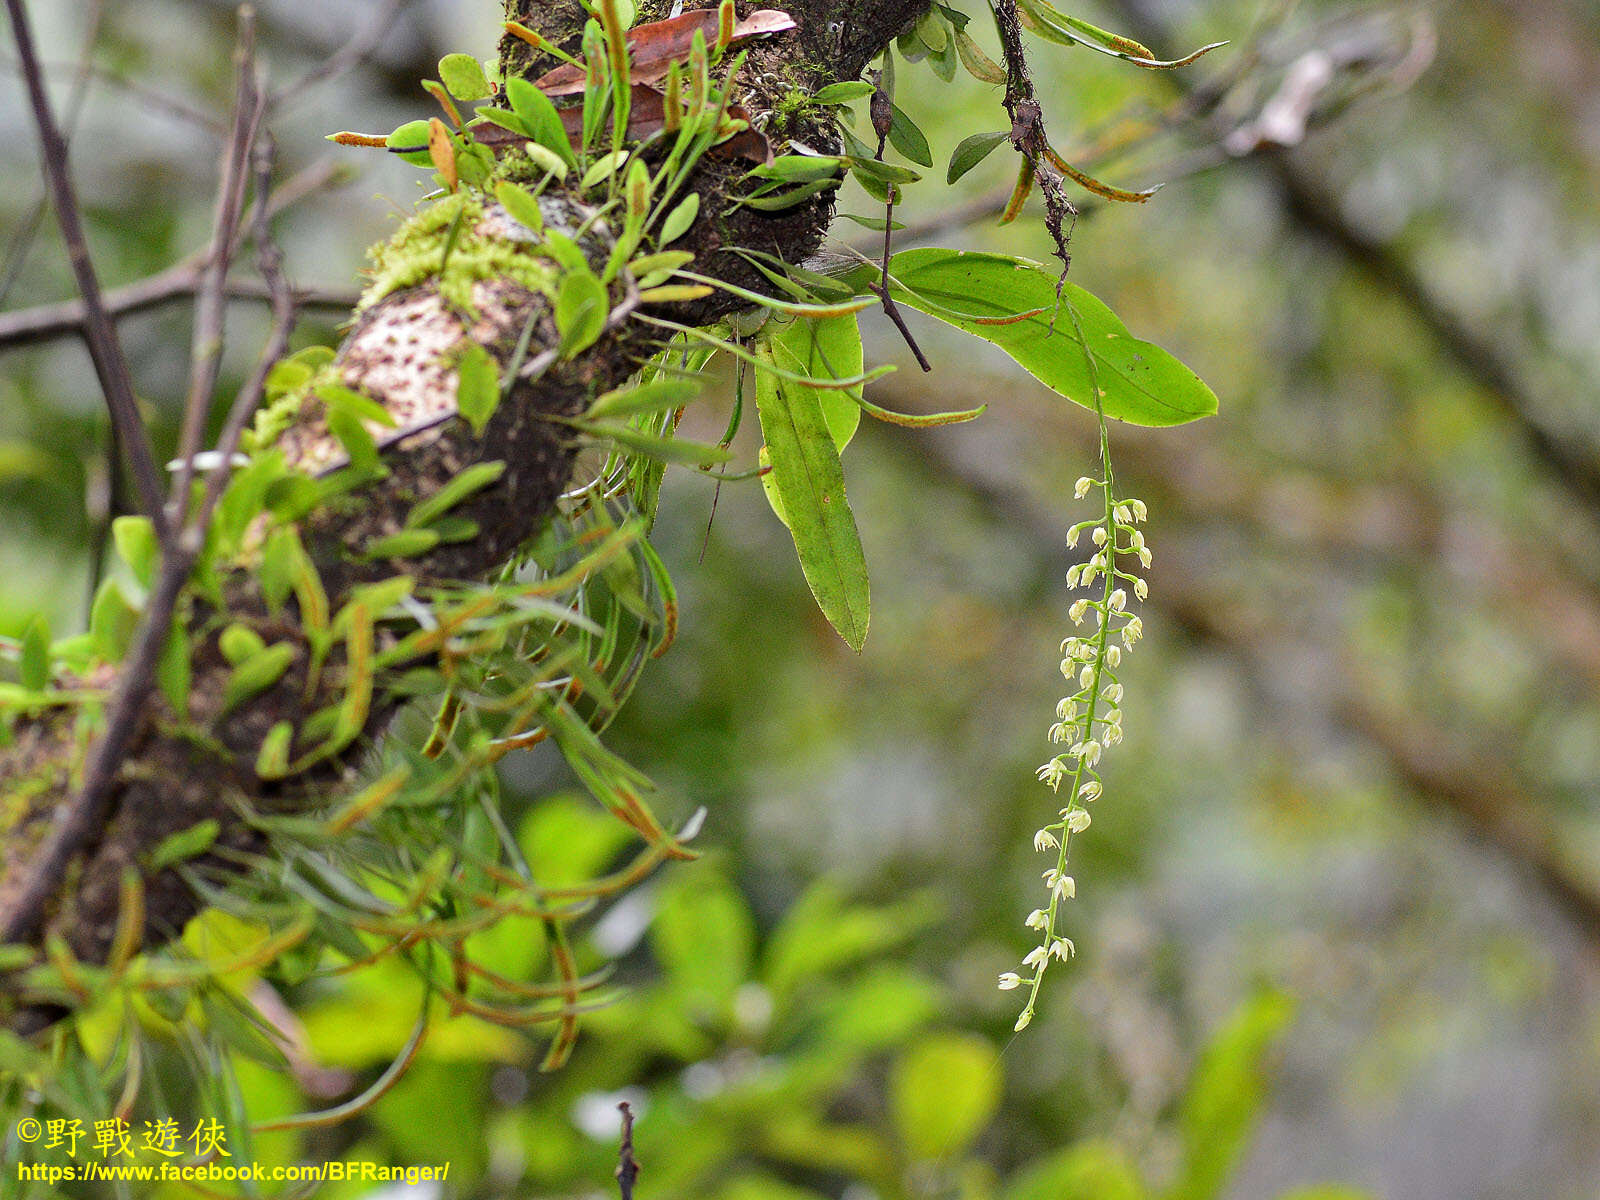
0, 0, 930, 1030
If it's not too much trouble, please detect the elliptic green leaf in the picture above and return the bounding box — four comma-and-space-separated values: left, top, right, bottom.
406, 460, 507, 528
888, 103, 933, 167
847, 249, 1218, 427
769, 315, 863, 450
90, 580, 139, 663
19, 615, 49, 692
1168, 989, 1296, 1200
505, 77, 578, 168
657, 193, 700, 246
148, 820, 221, 872
1005, 1141, 1148, 1200
947, 130, 1011, 184
493, 180, 544, 233
155, 620, 190, 714
222, 643, 295, 714
386, 120, 434, 167
112, 515, 159, 588
438, 53, 491, 101
455, 342, 500, 434
554, 271, 610, 359
889, 1033, 1000, 1160
810, 80, 875, 104
651, 869, 756, 1014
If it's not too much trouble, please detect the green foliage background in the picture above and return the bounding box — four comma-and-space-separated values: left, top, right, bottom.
3, 0, 1599, 1196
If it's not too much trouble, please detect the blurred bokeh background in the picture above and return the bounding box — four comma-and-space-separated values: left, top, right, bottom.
3, 0, 1599, 1197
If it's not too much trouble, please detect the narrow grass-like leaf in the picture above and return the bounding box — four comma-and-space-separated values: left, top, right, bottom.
589, 378, 699, 420
407, 461, 507, 528
578, 420, 732, 465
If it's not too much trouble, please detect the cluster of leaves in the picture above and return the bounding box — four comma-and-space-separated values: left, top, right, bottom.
0, 0, 1225, 1161
25, 832, 1360, 1200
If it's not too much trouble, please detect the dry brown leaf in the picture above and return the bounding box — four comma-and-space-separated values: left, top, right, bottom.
532, 7, 798, 96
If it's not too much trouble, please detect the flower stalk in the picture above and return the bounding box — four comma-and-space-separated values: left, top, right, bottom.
1005, 301, 1152, 1032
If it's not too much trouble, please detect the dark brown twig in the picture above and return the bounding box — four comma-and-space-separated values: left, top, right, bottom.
615, 1101, 640, 1200
5, 0, 170, 538
867, 66, 931, 372
991, 0, 1077, 281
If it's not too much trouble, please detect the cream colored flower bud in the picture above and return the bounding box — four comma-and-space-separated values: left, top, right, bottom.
998, 971, 1023, 990
1074, 476, 1095, 499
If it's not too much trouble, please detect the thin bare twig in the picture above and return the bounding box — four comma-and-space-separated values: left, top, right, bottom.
5, 0, 169, 538
194, 132, 295, 533
0, 51, 227, 134
0, 276, 355, 350
0, 0, 103, 308
867, 66, 930, 372
0, 155, 357, 351
170, 7, 267, 524
269, 0, 408, 109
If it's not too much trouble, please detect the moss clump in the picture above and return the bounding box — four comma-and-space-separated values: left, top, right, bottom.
359, 191, 560, 314
244, 362, 344, 455
769, 89, 813, 136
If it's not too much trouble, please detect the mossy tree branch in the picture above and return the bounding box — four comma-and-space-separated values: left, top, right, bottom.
0, 0, 930, 1031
